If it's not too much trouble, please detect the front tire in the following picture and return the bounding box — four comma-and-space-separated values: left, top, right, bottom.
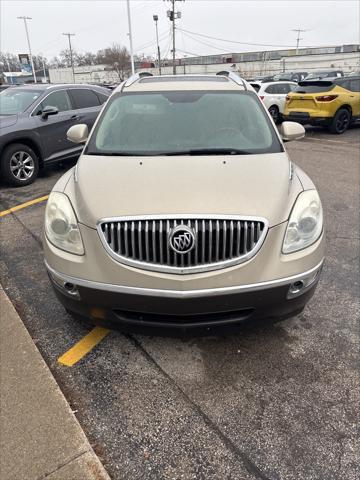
329, 108, 351, 134
1, 143, 39, 186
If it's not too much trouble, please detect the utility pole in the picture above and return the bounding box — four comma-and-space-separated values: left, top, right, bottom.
292, 28, 308, 55
166, 0, 184, 75
62, 33, 76, 83
127, 0, 135, 75
17, 16, 36, 83
153, 15, 161, 75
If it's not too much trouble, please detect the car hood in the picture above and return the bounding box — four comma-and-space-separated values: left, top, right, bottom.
0, 114, 18, 128
66, 152, 303, 228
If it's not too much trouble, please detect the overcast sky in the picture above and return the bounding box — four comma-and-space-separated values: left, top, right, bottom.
1, 0, 359, 60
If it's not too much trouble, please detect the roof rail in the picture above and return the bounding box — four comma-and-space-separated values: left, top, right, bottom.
216, 70, 247, 90
123, 71, 153, 88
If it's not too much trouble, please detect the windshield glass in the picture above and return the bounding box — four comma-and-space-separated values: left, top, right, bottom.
86, 91, 282, 156
0, 89, 42, 115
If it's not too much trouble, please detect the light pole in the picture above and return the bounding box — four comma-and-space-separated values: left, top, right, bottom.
153, 15, 161, 75
166, 0, 184, 75
62, 33, 76, 83
17, 16, 37, 83
126, 0, 135, 75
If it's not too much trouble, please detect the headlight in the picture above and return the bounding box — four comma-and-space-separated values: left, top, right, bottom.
283, 190, 323, 254
45, 192, 84, 255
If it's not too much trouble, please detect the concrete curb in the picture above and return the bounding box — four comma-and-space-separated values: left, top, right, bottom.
0, 286, 111, 480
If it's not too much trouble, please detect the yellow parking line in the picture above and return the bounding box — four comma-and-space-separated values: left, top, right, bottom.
58, 327, 110, 367
0, 195, 49, 217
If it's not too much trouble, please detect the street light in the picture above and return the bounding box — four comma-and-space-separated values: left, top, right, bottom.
153, 14, 161, 75
126, 0, 135, 75
17, 16, 37, 83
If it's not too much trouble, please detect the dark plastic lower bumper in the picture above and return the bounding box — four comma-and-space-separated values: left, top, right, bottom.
48, 271, 320, 336
283, 113, 331, 126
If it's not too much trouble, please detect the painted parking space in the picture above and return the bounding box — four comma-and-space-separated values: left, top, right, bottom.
58, 326, 110, 367
0, 195, 49, 217
0, 127, 359, 480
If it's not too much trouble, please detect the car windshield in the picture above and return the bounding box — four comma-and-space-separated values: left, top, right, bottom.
0, 88, 42, 115
86, 91, 282, 156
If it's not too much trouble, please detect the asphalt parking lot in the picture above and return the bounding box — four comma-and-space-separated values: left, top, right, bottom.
0, 126, 359, 480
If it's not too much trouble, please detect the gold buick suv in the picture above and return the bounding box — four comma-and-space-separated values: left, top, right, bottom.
43, 72, 325, 334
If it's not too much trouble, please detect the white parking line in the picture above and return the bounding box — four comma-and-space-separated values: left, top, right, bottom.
303, 137, 357, 146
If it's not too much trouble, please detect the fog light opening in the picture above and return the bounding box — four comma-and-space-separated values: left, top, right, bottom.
289, 280, 304, 295
63, 282, 80, 298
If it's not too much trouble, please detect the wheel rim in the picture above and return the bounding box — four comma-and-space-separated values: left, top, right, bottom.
10, 151, 35, 180
336, 112, 349, 132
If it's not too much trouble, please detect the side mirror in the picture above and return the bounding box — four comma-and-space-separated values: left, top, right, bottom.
280, 121, 305, 142
67, 124, 88, 144
41, 106, 58, 120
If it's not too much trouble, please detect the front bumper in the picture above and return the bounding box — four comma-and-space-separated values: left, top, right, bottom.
46, 261, 323, 335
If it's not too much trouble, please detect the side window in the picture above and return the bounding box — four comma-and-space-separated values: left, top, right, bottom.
265, 85, 275, 94
340, 80, 351, 91
250, 83, 260, 93
279, 84, 291, 94
70, 89, 100, 109
289, 84, 298, 92
270, 84, 288, 94
36, 90, 72, 114
95, 91, 109, 104
350, 79, 360, 92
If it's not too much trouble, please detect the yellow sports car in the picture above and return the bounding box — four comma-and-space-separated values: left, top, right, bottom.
284, 77, 360, 134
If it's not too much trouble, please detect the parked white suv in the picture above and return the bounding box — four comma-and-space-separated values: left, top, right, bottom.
251, 81, 297, 123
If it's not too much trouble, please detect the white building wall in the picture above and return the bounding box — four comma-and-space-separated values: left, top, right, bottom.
49, 64, 120, 84
49, 51, 360, 84
139, 52, 360, 78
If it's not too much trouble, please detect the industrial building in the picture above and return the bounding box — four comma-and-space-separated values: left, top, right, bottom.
47, 43, 360, 84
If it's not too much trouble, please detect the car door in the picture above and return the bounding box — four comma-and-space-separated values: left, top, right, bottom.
264, 84, 286, 112
263, 84, 277, 109
67, 88, 103, 132
32, 89, 82, 162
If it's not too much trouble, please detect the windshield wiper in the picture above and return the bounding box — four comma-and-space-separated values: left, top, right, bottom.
86, 151, 149, 156
85, 148, 253, 157
162, 148, 252, 156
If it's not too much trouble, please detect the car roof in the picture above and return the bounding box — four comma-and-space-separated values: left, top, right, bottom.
116, 73, 250, 93
10, 83, 109, 91
335, 75, 360, 81
308, 70, 342, 74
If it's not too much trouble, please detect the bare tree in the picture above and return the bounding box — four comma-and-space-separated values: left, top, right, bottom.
59, 49, 75, 68
0, 52, 20, 72
98, 44, 130, 81
48, 56, 66, 68
32, 54, 48, 72
80, 52, 97, 66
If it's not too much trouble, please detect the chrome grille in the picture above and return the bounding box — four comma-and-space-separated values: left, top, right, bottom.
98, 215, 267, 274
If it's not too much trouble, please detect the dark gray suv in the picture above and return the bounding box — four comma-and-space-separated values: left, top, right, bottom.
0, 84, 110, 186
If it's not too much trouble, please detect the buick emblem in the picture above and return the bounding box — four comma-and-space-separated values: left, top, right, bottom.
169, 225, 196, 254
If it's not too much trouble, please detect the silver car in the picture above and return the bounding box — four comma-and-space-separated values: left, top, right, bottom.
43, 72, 325, 334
